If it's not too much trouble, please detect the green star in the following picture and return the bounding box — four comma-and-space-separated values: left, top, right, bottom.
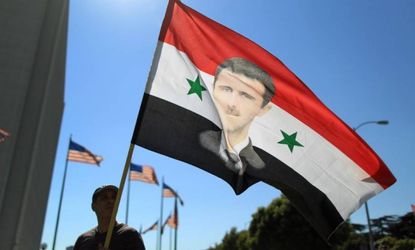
278, 130, 304, 152
186, 76, 206, 100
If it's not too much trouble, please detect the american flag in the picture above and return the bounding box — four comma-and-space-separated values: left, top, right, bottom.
167, 213, 177, 229
161, 212, 177, 234
0, 128, 10, 143
162, 183, 184, 205
142, 220, 158, 234
162, 183, 177, 197
167, 206, 178, 229
163, 214, 171, 228
161, 214, 171, 234
129, 163, 158, 185
67, 140, 103, 165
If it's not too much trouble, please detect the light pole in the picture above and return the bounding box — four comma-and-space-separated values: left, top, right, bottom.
353, 120, 389, 250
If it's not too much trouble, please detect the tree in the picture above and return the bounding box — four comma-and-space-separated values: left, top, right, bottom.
370, 215, 400, 239
248, 196, 353, 250
207, 228, 250, 250
387, 212, 415, 239
209, 196, 355, 250
208, 197, 415, 250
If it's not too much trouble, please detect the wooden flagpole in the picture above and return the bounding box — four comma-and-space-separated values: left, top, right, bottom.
104, 143, 135, 248
126, 166, 131, 224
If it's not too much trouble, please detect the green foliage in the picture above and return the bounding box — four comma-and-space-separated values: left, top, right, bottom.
371, 215, 400, 238
209, 196, 354, 250
208, 196, 415, 250
248, 196, 336, 250
219, 228, 250, 250
393, 238, 415, 250
375, 236, 415, 250
336, 233, 368, 250
376, 236, 397, 249
207, 228, 250, 250
387, 212, 415, 239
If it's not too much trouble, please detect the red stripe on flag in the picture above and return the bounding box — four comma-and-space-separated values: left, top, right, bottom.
163, 189, 175, 197
159, 0, 395, 188
130, 165, 158, 184
68, 150, 102, 165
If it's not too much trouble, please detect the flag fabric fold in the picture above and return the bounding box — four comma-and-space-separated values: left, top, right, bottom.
130, 163, 159, 185
162, 183, 184, 206
168, 200, 179, 229
131, 0, 395, 240
167, 211, 177, 229
161, 214, 171, 234
142, 220, 158, 234
162, 210, 178, 232
68, 139, 103, 166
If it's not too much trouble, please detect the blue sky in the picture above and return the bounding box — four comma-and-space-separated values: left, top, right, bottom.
41, 0, 415, 249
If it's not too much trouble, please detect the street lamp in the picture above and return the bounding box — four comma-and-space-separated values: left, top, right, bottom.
353, 120, 389, 250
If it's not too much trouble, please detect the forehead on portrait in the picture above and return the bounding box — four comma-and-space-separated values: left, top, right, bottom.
214, 57, 275, 105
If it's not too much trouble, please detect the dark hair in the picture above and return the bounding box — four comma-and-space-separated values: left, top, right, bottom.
92, 185, 118, 203
214, 57, 275, 106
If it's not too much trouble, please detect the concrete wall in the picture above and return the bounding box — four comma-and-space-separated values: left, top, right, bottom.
0, 0, 68, 249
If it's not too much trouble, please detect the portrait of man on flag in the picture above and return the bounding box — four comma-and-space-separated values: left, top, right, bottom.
199, 57, 274, 174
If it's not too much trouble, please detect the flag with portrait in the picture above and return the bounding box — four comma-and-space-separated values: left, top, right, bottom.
131, 0, 395, 240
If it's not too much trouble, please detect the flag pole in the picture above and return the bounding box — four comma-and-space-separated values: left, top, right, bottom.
104, 143, 135, 248
174, 197, 178, 250
51, 135, 72, 250
126, 166, 131, 224
157, 177, 165, 250
169, 224, 172, 250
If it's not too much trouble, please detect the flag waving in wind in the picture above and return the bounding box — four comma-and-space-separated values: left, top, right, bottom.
130, 163, 159, 185
68, 139, 103, 166
162, 209, 178, 233
168, 200, 179, 230
163, 183, 184, 206
142, 221, 158, 234
131, 0, 395, 240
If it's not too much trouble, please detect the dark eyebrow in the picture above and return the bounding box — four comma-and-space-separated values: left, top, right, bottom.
239, 91, 255, 100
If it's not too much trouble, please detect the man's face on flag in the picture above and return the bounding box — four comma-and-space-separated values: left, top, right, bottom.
213, 69, 271, 138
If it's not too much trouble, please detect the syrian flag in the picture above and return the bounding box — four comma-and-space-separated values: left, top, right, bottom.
132, 0, 395, 241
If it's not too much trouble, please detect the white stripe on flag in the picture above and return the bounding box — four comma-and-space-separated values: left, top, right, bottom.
68, 150, 102, 165
146, 42, 384, 219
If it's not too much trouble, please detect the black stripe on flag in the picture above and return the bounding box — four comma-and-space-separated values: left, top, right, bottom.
132, 94, 343, 239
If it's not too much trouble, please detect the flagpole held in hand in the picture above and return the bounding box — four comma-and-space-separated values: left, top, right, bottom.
126, 166, 131, 224
104, 143, 135, 248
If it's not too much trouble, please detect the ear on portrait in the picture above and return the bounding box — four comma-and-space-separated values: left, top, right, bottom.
257, 102, 272, 117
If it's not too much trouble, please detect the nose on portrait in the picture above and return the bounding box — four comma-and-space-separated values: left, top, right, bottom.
225, 104, 239, 116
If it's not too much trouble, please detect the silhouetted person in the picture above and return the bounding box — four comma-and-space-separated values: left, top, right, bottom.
74, 185, 145, 250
